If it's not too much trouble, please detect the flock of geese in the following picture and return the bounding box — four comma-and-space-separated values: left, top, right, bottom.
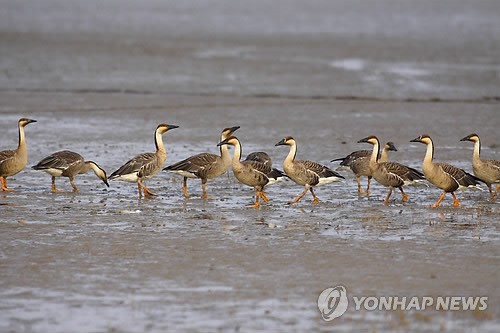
1, 118, 499, 209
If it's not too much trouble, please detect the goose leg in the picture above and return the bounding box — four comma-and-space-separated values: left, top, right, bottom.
141, 182, 156, 198
491, 184, 499, 201
201, 179, 207, 200
289, 188, 308, 205
310, 188, 320, 204
356, 176, 363, 194
431, 192, 447, 208
366, 176, 372, 195
400, 187, 409, 203
51, 176, 58, 193
1, 176, 12, 191
248, 189, 260, 209
183, 177, 189, 198
451, 192, 460, 207
137, 182, 143, 199
69, 176, 79, 193
259, 191, 269, 203
383, 188, 393, 205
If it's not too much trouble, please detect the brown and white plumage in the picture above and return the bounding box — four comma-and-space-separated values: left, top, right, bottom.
275, 136, 344, 204
411, 134, 483, 208
32, 150, 109, 192
0, 118, 37, 191
358, 136, 425, 205
331, 141, 397, 195
217, 136, 285, 209
109, 123, 178, 198
164, 126, 239, 199
460, 133, 500, 200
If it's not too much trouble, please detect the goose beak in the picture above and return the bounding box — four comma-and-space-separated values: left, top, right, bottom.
27, 119, 37, 124
217, 138, 230, 147
167, 125, 179, 130
409, 137, 421, 143
459, 135, 471, 142
103, 179, 110, 187
230, 126, 240, 133
275, 139, 286, 146
357, 137, 370, 144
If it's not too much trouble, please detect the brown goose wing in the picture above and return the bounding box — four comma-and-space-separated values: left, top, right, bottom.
110, 152, 156, 179
33, 150, 83, 171
438, 163, 483, 188
0, 149, 16, 168
299, 160, 344, 179
384, 162, 425, 182
244, 152, 272, 167
165, 153, 220, 176
331, 150, 370, 166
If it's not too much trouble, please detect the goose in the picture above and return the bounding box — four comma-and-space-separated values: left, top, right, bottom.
244, 151, 288, 183
109, 123, 178, 198
0, 118, 37, 191
358, 136, 425, 205
410, 134, 483, 208
275, 136, 344, 204
217, 136, 285, 209
32, 150, 109, 192
164, 126, 239, 199
331, 141, 397, 195
244, 151, 272, 166
460, 133, 500, 200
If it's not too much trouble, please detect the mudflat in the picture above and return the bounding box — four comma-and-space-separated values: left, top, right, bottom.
1, 1, 499, 332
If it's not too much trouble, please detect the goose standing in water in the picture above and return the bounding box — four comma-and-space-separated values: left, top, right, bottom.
275, 136, 344, 204
244, 151, 288, 183
109, 123, 178, 198
460, 133, 500, 200
358, 136, 425, 205
32, 150, 109, 192
164, 126, 239, 199
331, 141, 397, 195
410, 134, 483, 208
217, 136, 285, 209
0, 118, 37, 191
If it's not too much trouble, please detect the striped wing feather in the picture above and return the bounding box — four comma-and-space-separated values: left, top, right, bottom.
165, 153, 220, 177
110, 152, 156, 178
33, 151, 83, 171
0, 149, 16, 167
438, 163, 482, 187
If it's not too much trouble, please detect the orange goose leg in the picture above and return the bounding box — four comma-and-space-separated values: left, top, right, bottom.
310, 188, 320, 204
1, 176, 12, 191
69, 176, 79, 192
259, 191, 269, 203
289, 188, 308, 205
383, 188, 393, 205
51, 176, 58, 193
248, 189, 260, 209
183, 177, 189, 198
201, 180, 207, 200
400, 187, 409, 203
451, 192, 460, 207
431, 192, 447, 208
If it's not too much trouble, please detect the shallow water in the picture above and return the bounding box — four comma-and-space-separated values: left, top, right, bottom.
1, 0, 500, 332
